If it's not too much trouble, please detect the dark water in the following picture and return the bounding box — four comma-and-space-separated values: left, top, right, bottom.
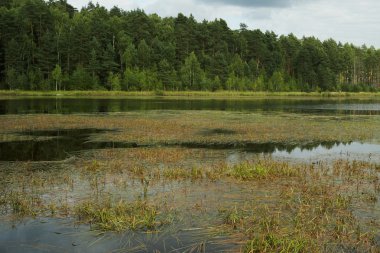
0, 97, 379, 115
0, 219, 233, 253
1, 129, 379, 162
0, 129, 138, 161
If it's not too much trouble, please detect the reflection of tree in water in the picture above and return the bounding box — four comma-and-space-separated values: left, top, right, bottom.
0, 128, 366, 162
320, 141, 349, 150
297, 141, 348, 151
246, 141, 348, 153
1, 98, 379, 115
180, 141, 349, 154
0, 129, 126, 161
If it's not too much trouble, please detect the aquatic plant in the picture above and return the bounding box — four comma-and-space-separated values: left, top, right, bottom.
75, 199, 163, 232
244, 234, 307, 253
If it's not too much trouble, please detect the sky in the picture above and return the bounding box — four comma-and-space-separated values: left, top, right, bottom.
69, 0, 380, 48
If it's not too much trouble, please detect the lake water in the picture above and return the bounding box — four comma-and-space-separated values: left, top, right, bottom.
0, 97, 379, 115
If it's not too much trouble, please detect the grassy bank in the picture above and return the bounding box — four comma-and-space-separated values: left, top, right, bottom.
1, 90, 380, 98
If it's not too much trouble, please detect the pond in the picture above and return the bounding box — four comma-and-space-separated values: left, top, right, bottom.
0, 97, 379, 252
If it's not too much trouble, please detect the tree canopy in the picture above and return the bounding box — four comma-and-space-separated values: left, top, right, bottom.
0, 0, 379, 92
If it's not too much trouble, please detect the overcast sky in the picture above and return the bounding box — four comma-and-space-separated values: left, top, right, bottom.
69, 0, 380, 48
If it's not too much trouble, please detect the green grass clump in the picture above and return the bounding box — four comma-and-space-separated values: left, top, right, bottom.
231, 163, 270, 180
163, 167, 203, 180
220, 206, 244, 229
75, 199, 163, 232
228, 162, 300, 180
245, 234, 307, 253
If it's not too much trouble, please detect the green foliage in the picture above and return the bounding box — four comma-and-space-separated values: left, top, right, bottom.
107, 72, 121, 91
268, 71, 285, 91
137, 39, 151, 70
52, 64, 62, 91
180, 52, 204, 90
211, 76, 222, 91
70, 65, 94, 90
5, 68, 17, 90
253, 74, 266, 91
158, 59, 177, 90
123, 68, 160, 91
0, 0, 379, 92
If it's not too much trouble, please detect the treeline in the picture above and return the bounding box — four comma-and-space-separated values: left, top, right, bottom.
1, 0, 380, 92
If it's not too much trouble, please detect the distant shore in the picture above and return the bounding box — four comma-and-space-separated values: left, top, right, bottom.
0, 90, 380, 98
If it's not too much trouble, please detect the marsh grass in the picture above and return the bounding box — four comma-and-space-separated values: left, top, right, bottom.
245, 234, 307, 253
163, 167, 204, 181
221, 206, 245, 230
3, 97, 380, 253
227, 161, 300, 180
0, 191, 44, 217
222, 159, 379, 251
1, 111, 379, 147
75, 199, 164, 232
0, 155, 379, 251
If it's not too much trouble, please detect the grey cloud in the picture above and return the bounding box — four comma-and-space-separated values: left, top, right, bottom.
196, 0, 293, 8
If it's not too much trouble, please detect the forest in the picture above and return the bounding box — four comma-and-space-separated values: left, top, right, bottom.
1, 0, 380, 92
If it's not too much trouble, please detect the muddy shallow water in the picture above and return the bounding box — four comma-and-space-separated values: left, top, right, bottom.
0, 218, 237, 253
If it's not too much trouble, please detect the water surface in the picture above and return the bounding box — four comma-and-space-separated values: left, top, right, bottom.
0, 97, 379, 115
0, 219, 234, 253
1, 129, 379, 162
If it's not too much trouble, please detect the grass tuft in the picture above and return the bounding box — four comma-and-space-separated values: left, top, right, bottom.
75, 199, 165, 232
245, 234, 307, 253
